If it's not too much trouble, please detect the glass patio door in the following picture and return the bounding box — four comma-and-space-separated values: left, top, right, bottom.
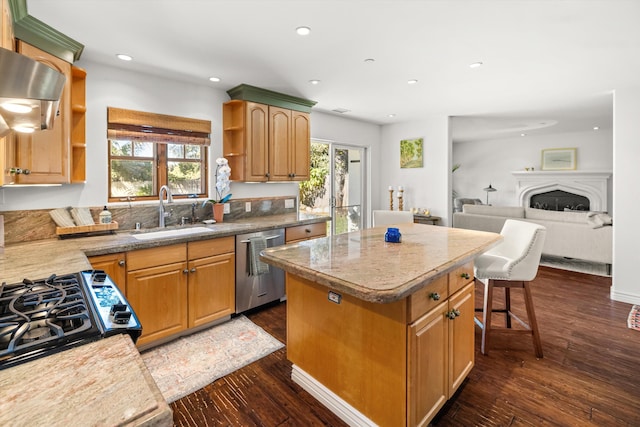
329, 145, 365, 235
298, 141, 366, 236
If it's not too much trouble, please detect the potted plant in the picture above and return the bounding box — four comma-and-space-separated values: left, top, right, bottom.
202, 158, 231, 222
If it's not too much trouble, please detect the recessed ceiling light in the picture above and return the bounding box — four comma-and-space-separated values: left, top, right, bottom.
1, 103, 33, 114
364, 58, 375, 63
308, 79, 320, 85
332, 108, 350, 114
520, 133, 526, 137
116, 54, 133, 61
469, 62, 483, 68
593, 126, 600, 130
296, 26, 311, 36
387, 114, 396, 118
408, 79, 418, 84
209, 77, 221, 82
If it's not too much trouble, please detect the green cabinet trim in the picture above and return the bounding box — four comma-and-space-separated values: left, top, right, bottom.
9, 0, 84, 63
227, 84, 317, 113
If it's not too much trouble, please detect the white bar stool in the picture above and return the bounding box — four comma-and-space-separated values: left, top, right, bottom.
474, 219, 547, 358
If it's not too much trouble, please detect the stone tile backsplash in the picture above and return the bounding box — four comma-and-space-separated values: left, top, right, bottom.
1, 196, 297, 244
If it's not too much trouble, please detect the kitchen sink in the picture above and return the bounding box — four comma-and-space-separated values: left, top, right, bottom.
131, 226, 215, 240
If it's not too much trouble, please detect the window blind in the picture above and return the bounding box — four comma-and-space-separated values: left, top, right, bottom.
107, 107, 211, 145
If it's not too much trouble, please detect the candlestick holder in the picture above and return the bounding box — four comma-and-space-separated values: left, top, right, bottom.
389, 188, 394, 211
398, 188, 404, 211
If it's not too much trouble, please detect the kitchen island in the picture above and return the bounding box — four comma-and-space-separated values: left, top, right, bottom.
260, 223, 501, 427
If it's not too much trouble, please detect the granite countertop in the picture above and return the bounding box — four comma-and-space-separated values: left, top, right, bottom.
0, 213, 328, 284
0, 213, 327, 427
260, 223, 501, 303
0, 334, 172, 427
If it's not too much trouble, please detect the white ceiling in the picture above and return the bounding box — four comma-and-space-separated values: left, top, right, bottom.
26, 0, 638, 142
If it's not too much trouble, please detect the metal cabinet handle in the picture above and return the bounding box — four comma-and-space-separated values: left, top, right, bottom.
429, 292, 440, 301
447, 309, 461, 320
118, 260, 125, 266
183, 269, 189, 274
190, 267, 196, 273
305, 228, 311, 233
460, 272, 470, 280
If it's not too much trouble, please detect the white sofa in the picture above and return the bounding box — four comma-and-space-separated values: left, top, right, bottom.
453, 204, 612, 266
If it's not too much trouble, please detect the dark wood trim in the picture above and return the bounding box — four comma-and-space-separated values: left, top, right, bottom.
226, 84, 317, 113
8, 0, 84, 63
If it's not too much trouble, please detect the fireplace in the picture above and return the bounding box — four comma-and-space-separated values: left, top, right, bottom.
530, 190, 590, 211
512, 171, 611, 212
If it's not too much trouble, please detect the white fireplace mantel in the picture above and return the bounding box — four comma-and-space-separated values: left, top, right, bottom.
511, 170, 612, 211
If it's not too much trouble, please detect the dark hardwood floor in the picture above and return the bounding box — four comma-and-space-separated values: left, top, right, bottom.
171, 266, 640, 426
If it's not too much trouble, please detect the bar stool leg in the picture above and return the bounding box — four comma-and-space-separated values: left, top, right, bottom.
504, 287, 512, 329
481, 279, 494, 355
523, 281, 543, 358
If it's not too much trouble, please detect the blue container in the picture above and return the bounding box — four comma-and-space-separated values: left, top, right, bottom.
385, 227, 402, 243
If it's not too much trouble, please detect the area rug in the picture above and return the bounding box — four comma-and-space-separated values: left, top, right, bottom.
141, 315, 284, 403
540, 254, 610, 277
628, 305, 640, 331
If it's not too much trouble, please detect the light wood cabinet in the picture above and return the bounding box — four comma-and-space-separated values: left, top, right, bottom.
126, 237, 236, 347
88, 252, 127, 296
286, 261, 475, 427
285, 222, 327, 243
1, 0, 13, 50
223, 100, 310, 182
187, 237, 235, 328
407, 269, 475, 427
70, 66, 86, 183
9, 41, 71, 184
127, 244, 189, 347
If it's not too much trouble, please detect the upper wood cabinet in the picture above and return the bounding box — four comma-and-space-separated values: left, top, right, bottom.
223, 100, 310, 182
223, 84, 315, 183
12, 41, 71, 184
1, 0, 13, 50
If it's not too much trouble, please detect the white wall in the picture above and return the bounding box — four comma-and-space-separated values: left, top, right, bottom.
379, 116, 451, 225
452, 129, 613, 212
611, 88, 640, 305
0, 61, 380, 211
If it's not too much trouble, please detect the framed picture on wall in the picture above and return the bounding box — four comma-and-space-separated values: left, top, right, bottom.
541, 148, 577, 170
400, 137, 423, 168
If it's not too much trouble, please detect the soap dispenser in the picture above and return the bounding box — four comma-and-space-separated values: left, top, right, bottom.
99, 206, 112, 224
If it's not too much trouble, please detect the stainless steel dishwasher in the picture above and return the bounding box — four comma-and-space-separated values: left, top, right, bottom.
235, 228, 285, 313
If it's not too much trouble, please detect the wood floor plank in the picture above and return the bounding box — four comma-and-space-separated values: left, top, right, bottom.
171, 266, 640, 426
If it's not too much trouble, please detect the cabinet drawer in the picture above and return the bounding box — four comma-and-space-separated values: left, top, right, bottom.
408, 274, 448, 323
127, 243, 186, 271
285, 222, 326, 243
449, 261, 474, 295
188, 236, 234, 259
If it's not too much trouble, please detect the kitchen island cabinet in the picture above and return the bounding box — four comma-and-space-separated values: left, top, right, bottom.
261, 224, 500, 427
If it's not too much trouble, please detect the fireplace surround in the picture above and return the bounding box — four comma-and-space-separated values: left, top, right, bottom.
512, 171, 611, 212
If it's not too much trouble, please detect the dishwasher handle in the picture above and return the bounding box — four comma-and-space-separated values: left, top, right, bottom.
239, 235, 281, 244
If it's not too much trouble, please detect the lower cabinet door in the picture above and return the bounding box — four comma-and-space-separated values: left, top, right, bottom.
448, 281, 475, 396
408, 302, 449, 427
188, 252, 235, 328
127, 261, 188, 346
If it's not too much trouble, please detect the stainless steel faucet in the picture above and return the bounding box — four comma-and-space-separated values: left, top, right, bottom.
159, 185, 174, 227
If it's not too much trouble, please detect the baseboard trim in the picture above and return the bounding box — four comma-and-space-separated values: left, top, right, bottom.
610, 289, 640, 305
291, 365, 377, 427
